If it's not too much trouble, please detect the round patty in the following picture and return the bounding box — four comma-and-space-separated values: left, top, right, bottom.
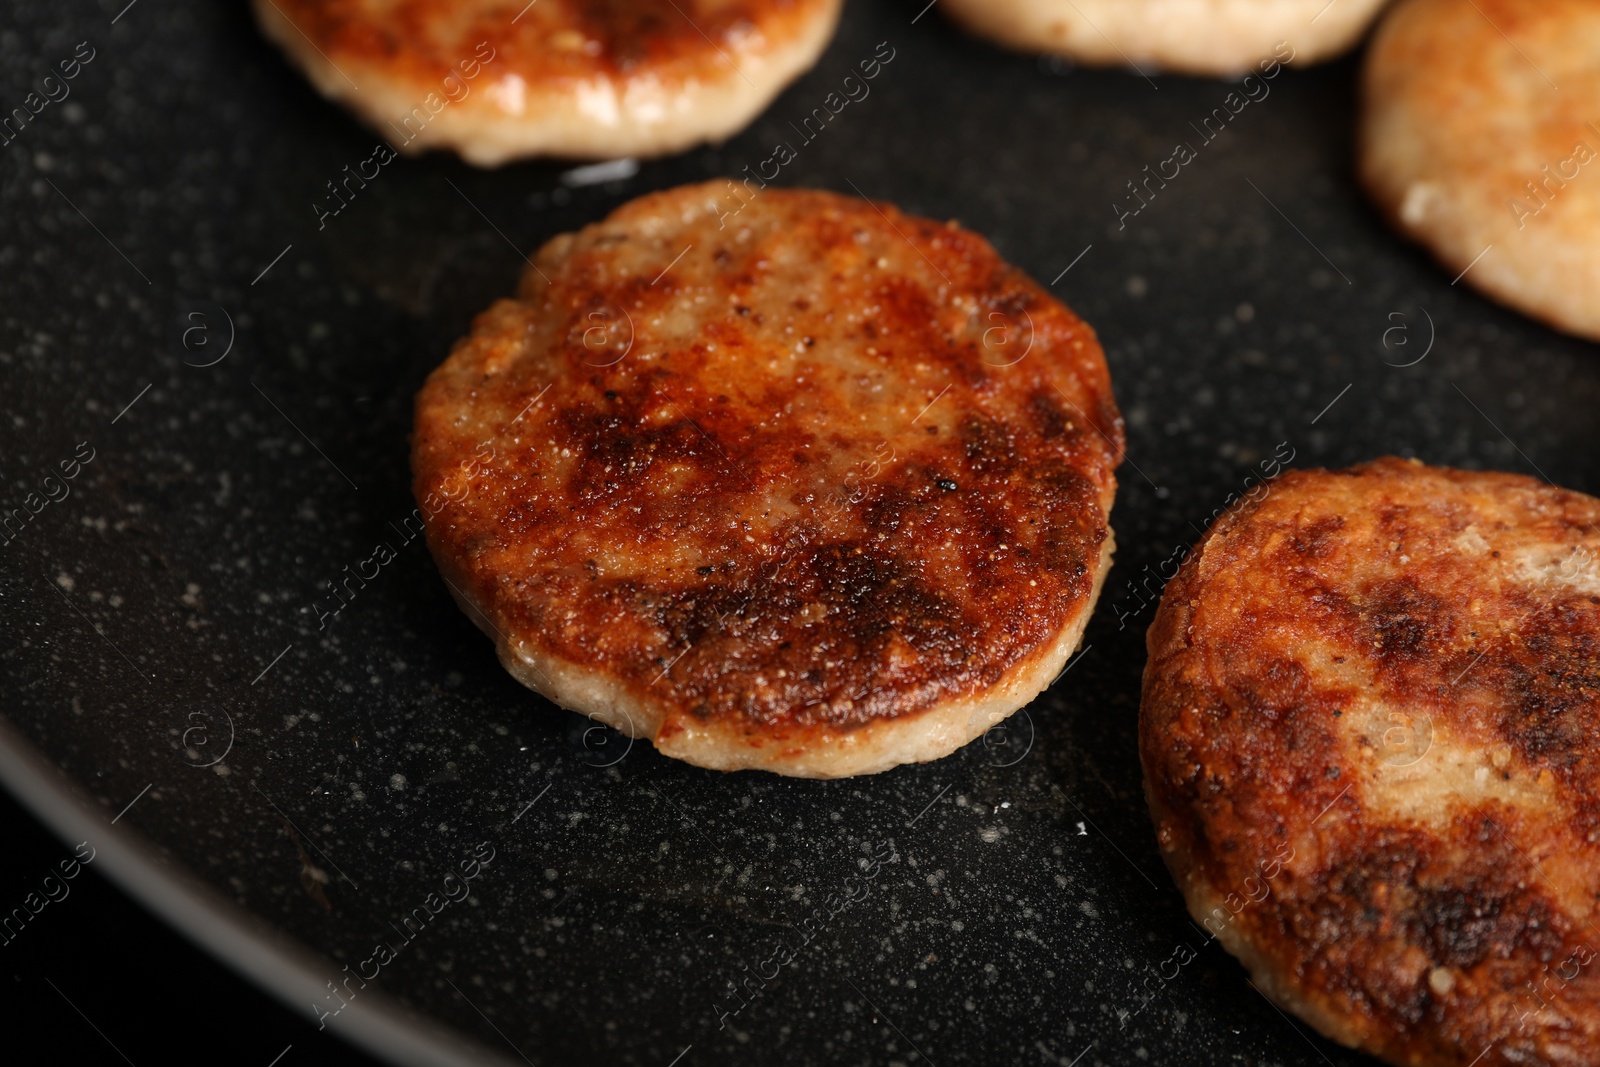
413, 181, 1123, 777
939, 0, 1388, 77
1142, 457, 1600, 1066
1360, 0, 1600, 341
253, 0, 841, 165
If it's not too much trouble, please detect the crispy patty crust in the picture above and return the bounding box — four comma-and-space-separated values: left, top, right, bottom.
939, 0, 1388, 77
253, 0, 842, 165
1360, 0, 1600, 341
413, 181, 1123, 777
1142, 458, 1600, 1066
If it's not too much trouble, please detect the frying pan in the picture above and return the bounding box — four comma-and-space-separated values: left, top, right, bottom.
5, 1, 1599, 1064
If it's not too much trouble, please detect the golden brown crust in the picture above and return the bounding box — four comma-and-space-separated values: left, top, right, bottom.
253, 0, 842, 163
1142, 457, 1600, 1066
414, 181, 1122, 776
1360, 0, 1600, 340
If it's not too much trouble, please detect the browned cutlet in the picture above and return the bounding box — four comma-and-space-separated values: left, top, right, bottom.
1143, 457, 1600, 1066
254, 0, 842, 164
413, 181, 1123, 776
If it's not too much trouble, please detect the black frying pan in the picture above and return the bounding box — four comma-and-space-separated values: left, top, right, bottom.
4, 2, 1598, 1064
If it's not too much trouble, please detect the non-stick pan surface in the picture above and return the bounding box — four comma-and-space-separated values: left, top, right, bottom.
5, 2, 1599, 1065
